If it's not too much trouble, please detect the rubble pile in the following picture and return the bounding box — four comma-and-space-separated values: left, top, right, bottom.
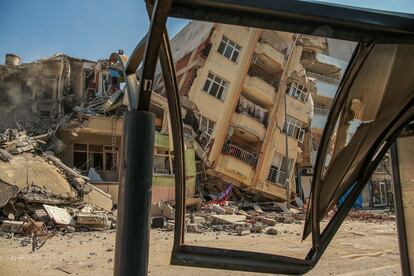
0, 129, 115, 249
150, 200, 305, 236
73, 89, 126, 116
346, 209, 395, 222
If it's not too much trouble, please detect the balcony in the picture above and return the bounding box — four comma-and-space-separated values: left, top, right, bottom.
154, 132, 170, 149
286, 95, 311, 124
222, 142, 258, 167
255, 42, 285, 71
243, 75, 276, 108
232, 112, 266, 142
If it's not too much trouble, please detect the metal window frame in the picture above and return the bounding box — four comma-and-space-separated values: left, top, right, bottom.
202, 71, 229, 100
114, 0, 414, 275
218, 35, 242, 62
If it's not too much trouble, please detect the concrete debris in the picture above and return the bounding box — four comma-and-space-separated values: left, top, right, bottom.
344, 209, 395, 222
212, 215, 247, 225
237, 229, 250, 236
77, 212, 112, 231
0, 148, 13, 161
0, 128, 115, 236
257, 216, 276, 226
1, 220, 24, 233
43, 204, 75, 225
151, 200, 306, 236
250, 224, 264, 233
186, 223, 198, 233
223, 206, 236, 215
151, 202, 175, 220
266, 227, 279, 235
152, 216, 166, 229
211, 204, 226, 215
166, 222, 175, 231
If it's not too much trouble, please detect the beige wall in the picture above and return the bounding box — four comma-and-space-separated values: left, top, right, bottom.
188, 25, 260, 164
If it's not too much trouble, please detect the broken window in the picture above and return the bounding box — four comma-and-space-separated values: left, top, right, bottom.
287, 81, 309, 103
88, 144, 103, 171
217, 35, 241, 63
267, 153, 293, 185
283, 115, 305, 143
314, 102, 329, 115
194, 113, 215, 149
202, 72, 229, 101
153, 149, 174, 175
194, 113, 215, 135
73, 143, 88, 171
104, 146, 118, 171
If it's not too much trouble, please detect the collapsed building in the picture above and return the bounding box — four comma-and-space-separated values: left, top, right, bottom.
0, 51, 197, 206
0, 21, 365, 206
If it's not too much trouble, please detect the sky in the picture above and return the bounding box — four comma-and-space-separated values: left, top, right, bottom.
0, 0, 188, 63
1, 0, 413, 64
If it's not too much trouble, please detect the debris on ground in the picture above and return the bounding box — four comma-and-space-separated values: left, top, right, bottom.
0, 129, 116, 250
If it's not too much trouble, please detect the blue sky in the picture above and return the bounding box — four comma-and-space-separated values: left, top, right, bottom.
0, 0, 188, 63
1, 0, 413, 64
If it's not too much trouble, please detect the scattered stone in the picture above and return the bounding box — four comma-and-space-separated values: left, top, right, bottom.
186, 223, 198, 233
212, 204, 226, 215
223, 206, 236, 215
0, 220, 24, 233
151, 216, 166, 229
212, 214, 246, 225
166, 222, 174, 231
266, 228, 279, 235
250, 224, 264, 233
237, 229, 250, 236
77, 212, 110, 230
253, 204, 264, 214
257, 216, 276, 226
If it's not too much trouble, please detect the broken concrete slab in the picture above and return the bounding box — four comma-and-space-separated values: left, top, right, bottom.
0, 153, 77, 199
223, 206, 236, 215
211, 214, 246, 225
237, 229, 250, 236
83, 185, 113, 212
43, 152, 89, 181
0, 220, 24, 233
257, 216, 276, 226
0, 181, 19, 208
151, 202, 175, 220
212, 204, 225, 215
76, 213, 110, 230
43, 204, 75, 225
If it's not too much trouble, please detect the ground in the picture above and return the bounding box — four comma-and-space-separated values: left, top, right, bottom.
0, 220, 400, 276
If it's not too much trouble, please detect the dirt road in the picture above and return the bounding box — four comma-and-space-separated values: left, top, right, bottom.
0, 220, 400, 275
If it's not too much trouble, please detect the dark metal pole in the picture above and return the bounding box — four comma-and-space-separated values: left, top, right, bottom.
390, 141, 411, 276
114, 111, 155, 276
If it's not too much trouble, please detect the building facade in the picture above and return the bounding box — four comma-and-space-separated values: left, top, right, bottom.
156, 22, 337, 201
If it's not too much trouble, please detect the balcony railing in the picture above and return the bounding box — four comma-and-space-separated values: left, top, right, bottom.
222, 143, 258, 167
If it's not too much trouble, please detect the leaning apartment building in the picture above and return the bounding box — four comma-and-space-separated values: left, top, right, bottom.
154, 21, 347, 201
